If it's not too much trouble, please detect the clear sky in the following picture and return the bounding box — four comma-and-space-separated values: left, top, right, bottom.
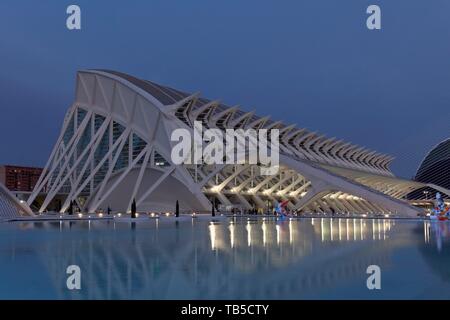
0, 0, 449, 178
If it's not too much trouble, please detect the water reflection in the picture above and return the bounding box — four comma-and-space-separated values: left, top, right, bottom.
209, 218, 394, 253
423, 220, 450, 252
419, 221, 450, 284
0, 218, 448, 299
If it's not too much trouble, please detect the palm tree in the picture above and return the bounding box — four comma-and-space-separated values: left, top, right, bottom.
212, 200, 215, 217
175, 200, 180, 217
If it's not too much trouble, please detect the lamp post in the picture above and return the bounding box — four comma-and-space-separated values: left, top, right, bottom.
131, 198, 137, 218
211, 198, 215, 217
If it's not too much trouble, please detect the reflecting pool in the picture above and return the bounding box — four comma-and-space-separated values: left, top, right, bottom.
0, 217, 449, 299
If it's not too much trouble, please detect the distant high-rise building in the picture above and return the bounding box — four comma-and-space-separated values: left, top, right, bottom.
0, 165, 43, 192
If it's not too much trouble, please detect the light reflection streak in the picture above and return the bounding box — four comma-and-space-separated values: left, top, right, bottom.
246, 222, 251, 247
262, 222, 267, 246
330, 219, 333, 242
360, 219, 363, 241
229, 223, 235, 248
346, 219, 349, 241
321, 218, 324, 242
209, 223, 216, 250
424, 221, 430, 243
276, 224, 280, 245
289, 220, 293, 244
372, 219, 375, 240
378, 219, 381, 240
207, 218, 396, 252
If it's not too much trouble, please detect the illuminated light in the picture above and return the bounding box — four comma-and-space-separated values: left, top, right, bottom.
165, 212, 170, 217
98, 213, 103, 218
384, 214, 389, 218
117, 213, 122, 217
362, 214, 367, 218
19, 200, 25, 204
150, 212, 155, 217
135, 213, 140, 218
191, 212, 196, 217
78, 213, 83, 218
210, 186, 220, 193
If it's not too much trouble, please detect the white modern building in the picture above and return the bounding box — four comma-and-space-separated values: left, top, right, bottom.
0, 182, 34, 218
27, 70, 450, 216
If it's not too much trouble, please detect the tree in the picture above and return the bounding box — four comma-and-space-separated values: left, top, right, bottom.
175, 200, 180, 218
212, 200, 215, 217
131, 199, 137, 219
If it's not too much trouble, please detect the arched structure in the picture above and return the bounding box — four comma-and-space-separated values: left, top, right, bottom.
28, 70, 439, 216
409, 138, 450, 200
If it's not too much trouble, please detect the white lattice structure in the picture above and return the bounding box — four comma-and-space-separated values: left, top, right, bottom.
0, 182, 33, 218
27, 70, 444, 216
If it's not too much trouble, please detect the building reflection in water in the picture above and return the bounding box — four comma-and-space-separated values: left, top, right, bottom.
419, 220, 450, 283
10, 218, 400, 299
423, 220, 450, 252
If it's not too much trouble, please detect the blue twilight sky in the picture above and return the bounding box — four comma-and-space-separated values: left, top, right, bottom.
0, 0, 449, 178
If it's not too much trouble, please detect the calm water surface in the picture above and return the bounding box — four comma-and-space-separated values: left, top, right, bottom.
0, 217, 448, 299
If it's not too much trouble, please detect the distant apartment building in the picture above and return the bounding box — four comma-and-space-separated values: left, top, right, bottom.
0, 165, 43, 192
